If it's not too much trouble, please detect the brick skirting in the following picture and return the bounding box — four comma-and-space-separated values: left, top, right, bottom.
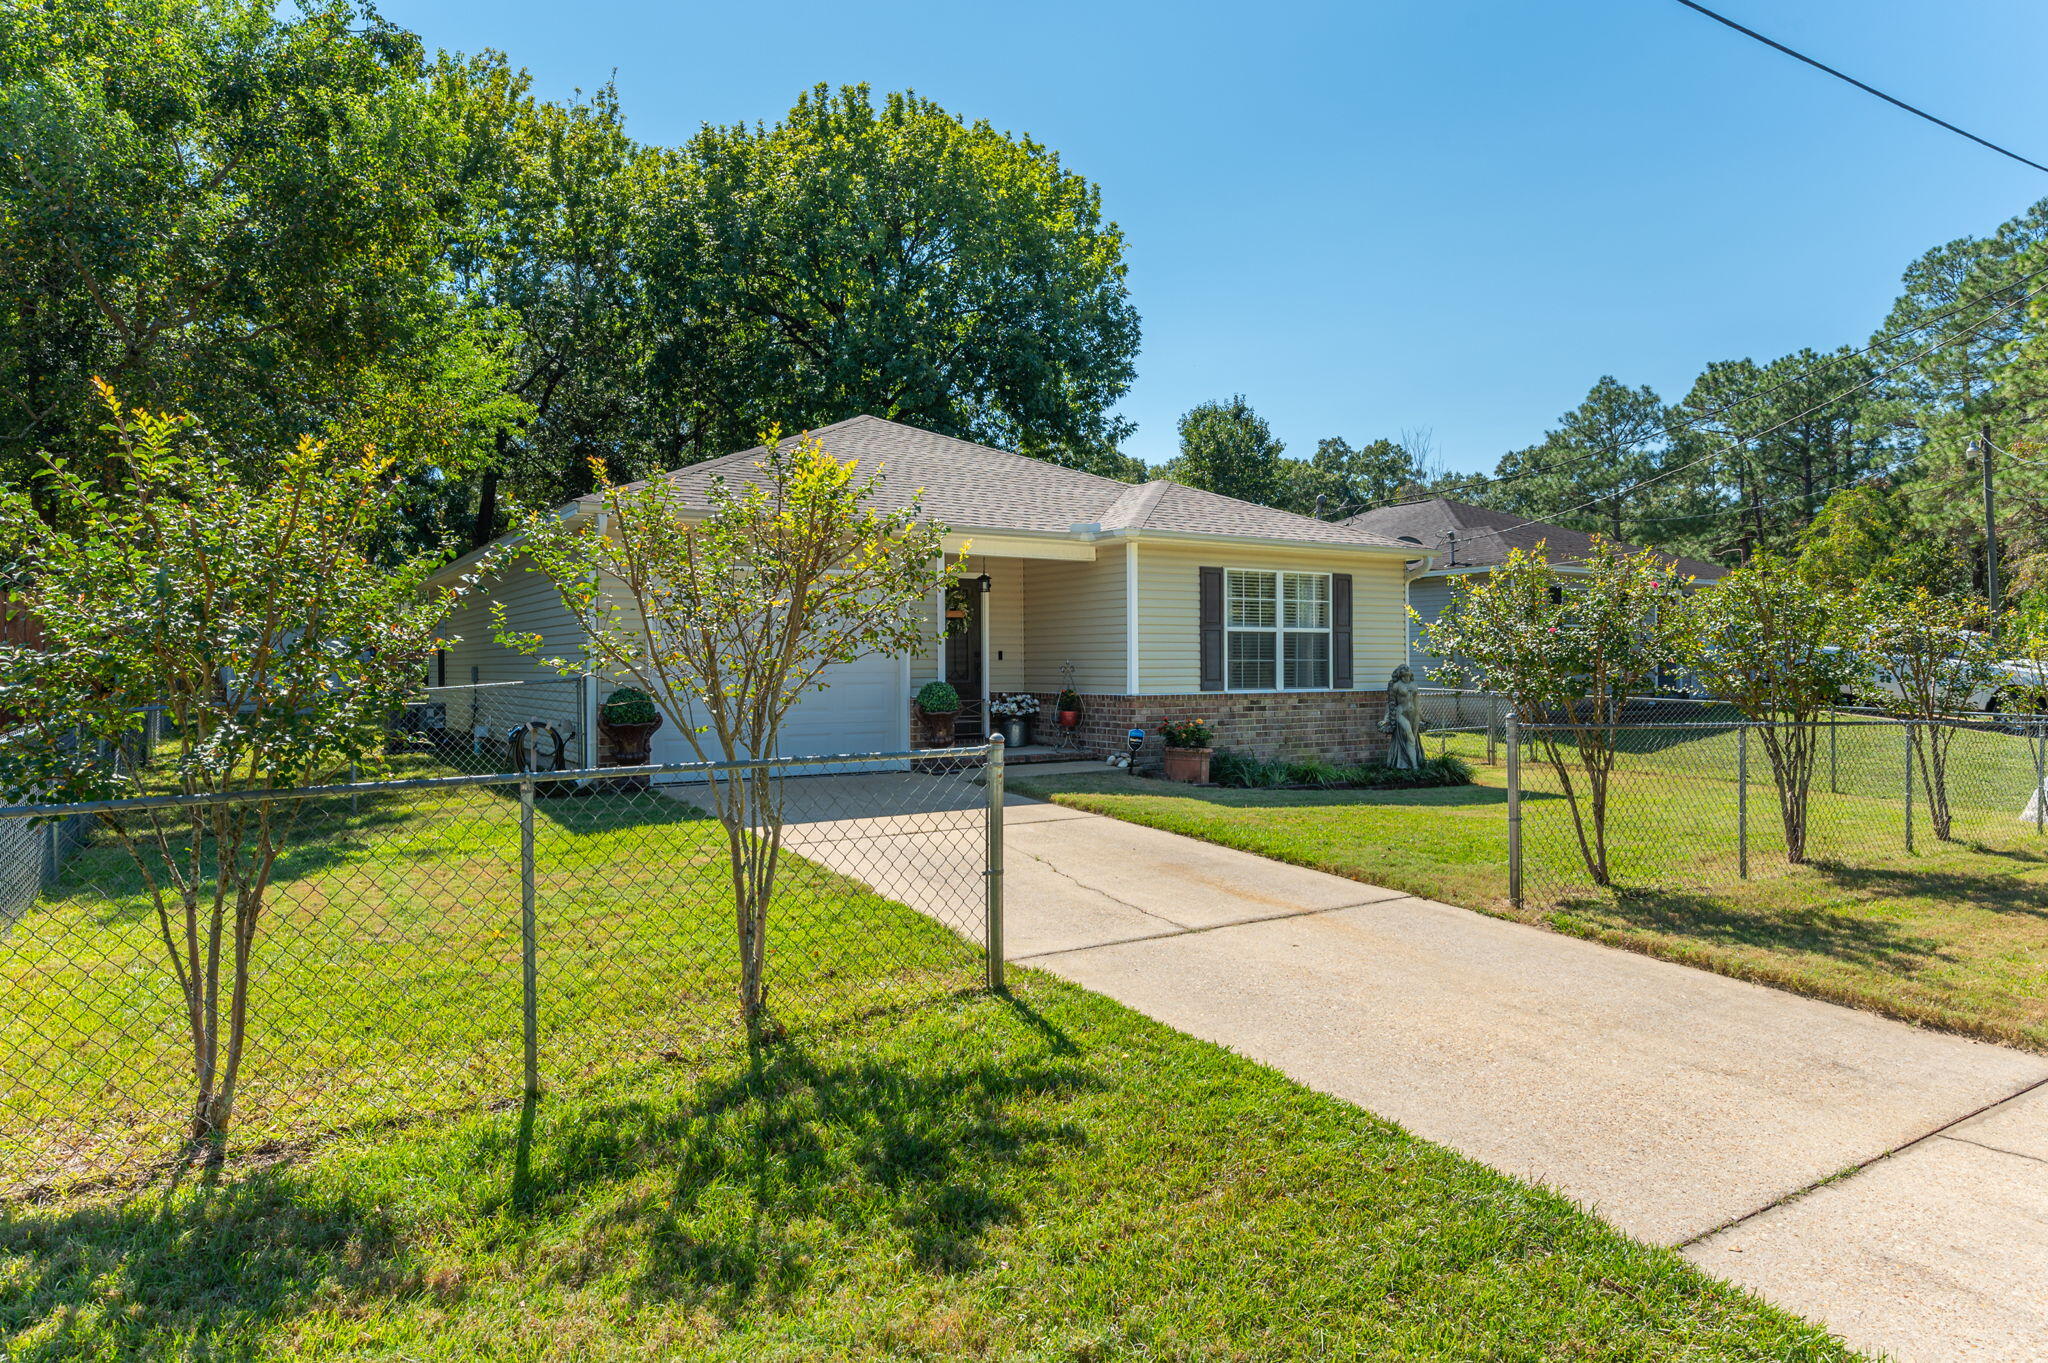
1033, 691, 1391, 765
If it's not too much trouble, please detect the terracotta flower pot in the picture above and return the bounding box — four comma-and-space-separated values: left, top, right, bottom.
1162, 746, 1212, 784
1057, 709, 1080, 729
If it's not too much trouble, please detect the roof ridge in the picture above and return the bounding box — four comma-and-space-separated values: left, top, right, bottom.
1100, 479, 1171, 529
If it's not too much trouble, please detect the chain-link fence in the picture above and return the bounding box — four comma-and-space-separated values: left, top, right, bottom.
0, 742, 1005, 1200
1496, 714, 2048, 908
391, 678, 593, 774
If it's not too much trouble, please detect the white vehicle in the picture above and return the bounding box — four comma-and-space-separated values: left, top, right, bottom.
1861, 655, 2048, 714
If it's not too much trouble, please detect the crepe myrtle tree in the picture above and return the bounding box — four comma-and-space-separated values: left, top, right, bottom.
1675, 556, 1868, 865
0, 383, 456, 1145
1420, 539, 1687, 885
502, 430, 956, 1035
1857, 584, 2003, 842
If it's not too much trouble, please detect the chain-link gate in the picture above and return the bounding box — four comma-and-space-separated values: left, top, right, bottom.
0, 740, 1006, 1199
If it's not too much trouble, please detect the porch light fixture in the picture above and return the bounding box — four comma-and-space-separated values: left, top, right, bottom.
973, 572, 992, 593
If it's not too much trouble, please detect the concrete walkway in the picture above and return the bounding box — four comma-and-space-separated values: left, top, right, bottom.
720, 771, 2048, 1360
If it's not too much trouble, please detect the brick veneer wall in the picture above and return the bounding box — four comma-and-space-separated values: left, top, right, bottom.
1035, 691, 1391, 765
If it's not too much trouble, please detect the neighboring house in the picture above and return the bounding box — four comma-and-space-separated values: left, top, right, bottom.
1340, 497, 1724, 683
434, 416, 1431, 765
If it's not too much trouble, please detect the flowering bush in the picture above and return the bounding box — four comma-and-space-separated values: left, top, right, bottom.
1162, 716, 1212, 749
990, 692, 1040, 720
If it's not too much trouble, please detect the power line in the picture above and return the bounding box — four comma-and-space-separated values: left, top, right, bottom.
1446, 280, 2046, 553
1669, 0, 2048, 175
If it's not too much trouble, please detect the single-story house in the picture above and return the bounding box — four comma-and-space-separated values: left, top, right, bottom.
433, 416, 1433, 765
1339, 497, 1724, 680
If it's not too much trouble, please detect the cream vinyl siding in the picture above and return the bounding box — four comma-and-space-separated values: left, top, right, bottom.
908, 555, 1029, 690
439, 554, 585, 685
1021, 544, 1127, 693
1135, 541, 1407, 692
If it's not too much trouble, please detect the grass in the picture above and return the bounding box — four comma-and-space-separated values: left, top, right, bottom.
0, 972, 1857, 1361
0, 755, 1861, 1358
0, 778, 975, 1196
1012, 723, 2048, 1053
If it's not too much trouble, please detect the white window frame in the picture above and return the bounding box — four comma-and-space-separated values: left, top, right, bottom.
1223, 568, 1333, 692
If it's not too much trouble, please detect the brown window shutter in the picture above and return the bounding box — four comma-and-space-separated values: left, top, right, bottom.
1199, 566, 1224, 692
1331, 573, 1353, 690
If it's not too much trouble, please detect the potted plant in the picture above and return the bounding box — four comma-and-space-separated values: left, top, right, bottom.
597, 685, 664, 767
1161, 715, 1214, 783
914, 680, 961, 747
989, 692, 1040, 748
1055, 687, 1081, 730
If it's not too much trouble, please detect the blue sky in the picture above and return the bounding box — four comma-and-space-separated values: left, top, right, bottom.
388, 0, 2048, 477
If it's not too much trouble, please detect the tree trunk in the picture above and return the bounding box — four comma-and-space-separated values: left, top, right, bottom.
469, 435, 507, 551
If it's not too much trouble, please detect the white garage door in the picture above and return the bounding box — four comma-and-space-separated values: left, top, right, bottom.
648, 650, 907, 772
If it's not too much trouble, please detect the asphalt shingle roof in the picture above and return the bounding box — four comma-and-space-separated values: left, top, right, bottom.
613, 415, 1416, 552
1340, 497, 1724, 580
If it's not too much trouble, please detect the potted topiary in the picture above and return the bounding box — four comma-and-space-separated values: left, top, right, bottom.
598, 685, 664, 769
989, 692, 1040, 748
1055, 687, 1081, 731
1161, 715, 1213, 783
914, 680, 960, 747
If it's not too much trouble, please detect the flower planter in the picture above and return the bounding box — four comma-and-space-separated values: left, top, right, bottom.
1057, 710, 1080, 729
1162, 746, 1212, 783
598, 717, 662, 766
916, 706, 959, 748
1001, 717, 1030, 748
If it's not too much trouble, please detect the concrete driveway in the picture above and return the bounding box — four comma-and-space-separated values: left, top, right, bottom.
686, 768, 2048, 1361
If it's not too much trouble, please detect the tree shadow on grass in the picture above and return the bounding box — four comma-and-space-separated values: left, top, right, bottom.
0, 1030, 1100, 1356
1549, 881, 1955, 975
0, 1163, 418, 1363
1805, 859, 2048, 921
499, 1035, 1100, 1319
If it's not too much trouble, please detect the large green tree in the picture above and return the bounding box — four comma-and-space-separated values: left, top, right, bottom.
0, 0, 518, 501
1162, 396, 1285, 505
1274, 435, 1427, 517
1484, 377, 1672, 543
434, 60, 659, 549
637, 84, 1141, 476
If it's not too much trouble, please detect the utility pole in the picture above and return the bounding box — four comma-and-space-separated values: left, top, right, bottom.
1982, 422, 2000, 616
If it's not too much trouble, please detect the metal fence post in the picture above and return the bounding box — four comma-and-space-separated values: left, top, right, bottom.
1828, 717, 1838, 796
1903, 722, 1915, 856
1505, 713, 1523, 909
519, 773, 540, 1096
2036, 719, 2045, 837
1737, 722, 1749, 880
984, 733, 1006, 992
1486, 693, 1498, 766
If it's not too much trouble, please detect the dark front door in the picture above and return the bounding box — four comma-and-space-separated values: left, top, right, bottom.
945, 580, 985, 737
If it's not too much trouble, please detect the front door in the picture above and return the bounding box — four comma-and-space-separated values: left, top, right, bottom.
945, 580, 985, 737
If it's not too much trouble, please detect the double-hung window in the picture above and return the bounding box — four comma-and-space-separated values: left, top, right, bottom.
1224, 569, 1331, 690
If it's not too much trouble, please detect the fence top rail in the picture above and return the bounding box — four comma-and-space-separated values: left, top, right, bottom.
0, 743, 994, 822
1519, 715, 2031, 733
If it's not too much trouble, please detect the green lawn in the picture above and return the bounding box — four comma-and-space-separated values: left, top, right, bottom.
0, 779, 978, 1197
1013, 725, 2048, 1052
0, 765, 1859, 1358
0, 972, 1855, 1361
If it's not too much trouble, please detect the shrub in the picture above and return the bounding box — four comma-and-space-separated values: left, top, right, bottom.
1162, 716, 1213, 749
1206, 749, 1474, 791
1285, 756, 1346, 787
600, 686, 659, 726
915, 681, 961, 714
1210, 750, 1288, 787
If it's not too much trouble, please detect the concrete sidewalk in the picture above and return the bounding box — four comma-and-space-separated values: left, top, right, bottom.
721, 771, 2048, 1360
